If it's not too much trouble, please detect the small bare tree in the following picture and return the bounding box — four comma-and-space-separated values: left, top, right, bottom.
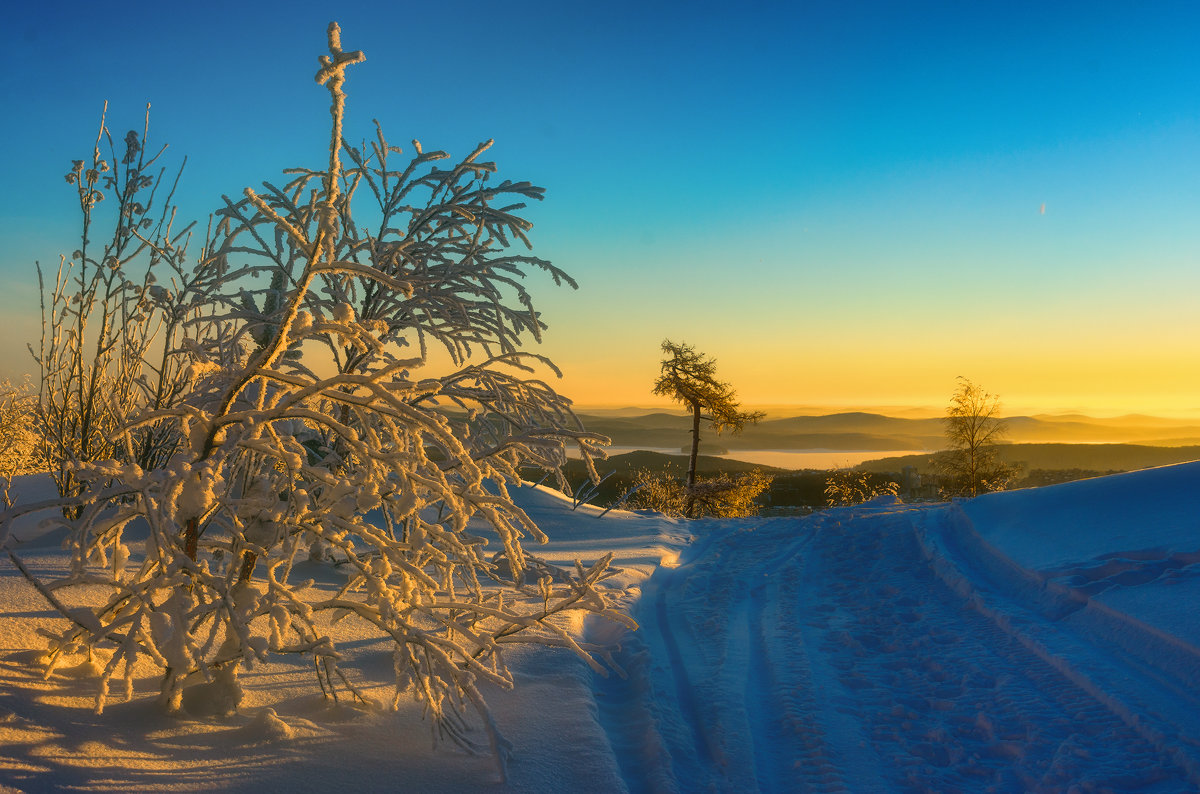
652, 340, 764, 517
34, 103, 198, 511
940, 376, 1014, 497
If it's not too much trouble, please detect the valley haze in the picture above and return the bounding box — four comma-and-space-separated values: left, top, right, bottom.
575, 408, 1200, 454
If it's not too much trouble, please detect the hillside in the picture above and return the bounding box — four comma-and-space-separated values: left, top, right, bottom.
856, 443, 1200, 475
577, 411, 1200, 452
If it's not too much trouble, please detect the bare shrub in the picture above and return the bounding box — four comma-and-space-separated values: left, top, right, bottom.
0, 377, 43, 507
629, 468, 772, 518
823, 469, 900, 507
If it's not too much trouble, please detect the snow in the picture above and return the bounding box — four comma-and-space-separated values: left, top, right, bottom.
3, 464, 1200, 791
961, 466, 1200, 651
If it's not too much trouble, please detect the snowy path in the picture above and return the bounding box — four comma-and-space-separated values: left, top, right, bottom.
599, 499, 1200, 793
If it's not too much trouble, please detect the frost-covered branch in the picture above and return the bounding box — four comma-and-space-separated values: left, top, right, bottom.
8, 20, 618, 770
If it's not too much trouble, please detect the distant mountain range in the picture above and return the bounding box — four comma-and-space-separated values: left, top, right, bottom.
575, 411, 1200, 452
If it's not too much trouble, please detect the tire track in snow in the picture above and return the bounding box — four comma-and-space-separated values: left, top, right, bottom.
788, 511, 896, 791
667, 515, 851, 792
608, 517, 744, 791
654, 556, 721, 771
917, 505, 1200, 786
649, 517, 823, 790
797, 504, 1193, 791
599, 500, 1195, 791
743, 522, 850, 793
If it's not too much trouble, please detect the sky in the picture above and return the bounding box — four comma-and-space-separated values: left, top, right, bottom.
2, 0, 1199, 417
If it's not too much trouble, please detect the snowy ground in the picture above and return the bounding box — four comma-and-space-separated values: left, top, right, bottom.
2, 463, 1199, 792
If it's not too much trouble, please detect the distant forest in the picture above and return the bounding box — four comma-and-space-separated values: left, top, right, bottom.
548, 442, 1200, 513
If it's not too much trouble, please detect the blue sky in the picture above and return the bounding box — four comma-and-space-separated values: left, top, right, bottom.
3, 1, 1198, 414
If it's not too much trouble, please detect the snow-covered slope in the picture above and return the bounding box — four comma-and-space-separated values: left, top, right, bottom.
963, 462, 1200, 649
2, 466, 1199, 791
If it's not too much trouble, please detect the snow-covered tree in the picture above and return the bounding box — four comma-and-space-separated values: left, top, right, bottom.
653, 340, 764, 517
2, 22, 627, 774
33, 104, 197, 511
940, 376, 1014, 497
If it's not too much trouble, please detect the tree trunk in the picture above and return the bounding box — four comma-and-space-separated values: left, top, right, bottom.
185, 517, 198, 561
968, 434, 979, 497
238, 551, 257, 583
686, 400, 701, 518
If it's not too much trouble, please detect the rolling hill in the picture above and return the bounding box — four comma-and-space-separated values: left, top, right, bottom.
576, 411, 1200, 452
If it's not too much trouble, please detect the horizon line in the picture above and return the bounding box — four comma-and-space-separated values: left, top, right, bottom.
568, 402, 1200, 421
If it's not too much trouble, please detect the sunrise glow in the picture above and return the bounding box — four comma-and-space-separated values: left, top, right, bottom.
2, 2, 1198, 417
